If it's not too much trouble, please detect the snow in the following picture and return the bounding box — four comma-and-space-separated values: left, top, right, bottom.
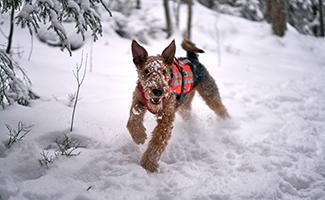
67, 0, 81, 13
1, 1, 325, 200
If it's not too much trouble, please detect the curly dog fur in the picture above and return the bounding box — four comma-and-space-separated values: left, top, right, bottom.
127, 38, 229, 172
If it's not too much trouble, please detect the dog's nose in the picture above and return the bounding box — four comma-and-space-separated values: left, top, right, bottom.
152, 88, 163, 97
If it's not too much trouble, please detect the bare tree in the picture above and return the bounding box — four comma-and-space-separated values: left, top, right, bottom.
319, 0, 324, 36
265, 0, 272, 23
89, 40, 94, 73
197, 0, 214, 8
5, 5, 15, 54
136, 0, 141, 9
214, 14, 222, 67
70, 54, 87, 132
187, 0, 193, 40
172, 0, 182, 30
2, 0, 21, 54
163, 0, 173, 38
266, 0, 287, 37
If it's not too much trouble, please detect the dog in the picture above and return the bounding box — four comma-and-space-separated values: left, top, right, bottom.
127, 38, 229, 172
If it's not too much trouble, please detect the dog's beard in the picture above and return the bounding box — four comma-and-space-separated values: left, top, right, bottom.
148, 100, 163, 113
141, 78, 170, 113
144, 92, 163, 113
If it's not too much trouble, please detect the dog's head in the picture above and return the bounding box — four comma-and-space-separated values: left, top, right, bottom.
131, 40, 176, 112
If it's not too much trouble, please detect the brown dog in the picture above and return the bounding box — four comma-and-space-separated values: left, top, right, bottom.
127, 38, 229, 172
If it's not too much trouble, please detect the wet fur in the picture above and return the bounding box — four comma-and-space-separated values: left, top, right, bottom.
127, 39, 229, 172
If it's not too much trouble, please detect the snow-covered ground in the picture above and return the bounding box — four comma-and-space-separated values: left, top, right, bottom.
1, 1, 325, 200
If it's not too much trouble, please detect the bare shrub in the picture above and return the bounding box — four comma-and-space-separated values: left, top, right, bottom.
38, 150, 54, 168
39, 134, 83, 168
55, 134, 83, 156
6, 121, 33, 148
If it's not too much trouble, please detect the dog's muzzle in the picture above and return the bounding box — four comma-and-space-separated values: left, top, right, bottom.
152, 88, 163, 97
149, 88, 164, 105
150, 98, 161, 105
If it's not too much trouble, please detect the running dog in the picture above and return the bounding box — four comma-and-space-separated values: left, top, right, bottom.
127, 38, 229, 172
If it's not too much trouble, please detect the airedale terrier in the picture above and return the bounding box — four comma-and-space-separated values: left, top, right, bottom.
127, 38, 229, 172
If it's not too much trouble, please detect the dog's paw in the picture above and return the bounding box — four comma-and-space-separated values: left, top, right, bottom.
216, 107, 230, 119
221, 111, 231, 119
140, 154, 159, 172
132, 132, 147, 144
127, 121, 147, 144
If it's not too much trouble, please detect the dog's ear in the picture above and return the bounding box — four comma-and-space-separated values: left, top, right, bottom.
161, 40, 176, 65
132, 40, 148, 66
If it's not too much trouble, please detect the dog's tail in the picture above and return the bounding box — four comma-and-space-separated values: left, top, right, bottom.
181, 38, 204, 61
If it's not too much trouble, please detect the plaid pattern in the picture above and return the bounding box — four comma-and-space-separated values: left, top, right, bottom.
170, 60, 194, 97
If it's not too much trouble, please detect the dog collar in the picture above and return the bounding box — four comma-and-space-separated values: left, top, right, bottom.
137, 82, 158, 114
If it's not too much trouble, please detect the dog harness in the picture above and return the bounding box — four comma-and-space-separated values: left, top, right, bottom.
137, 59, 194, 114
170, 59, 193, 99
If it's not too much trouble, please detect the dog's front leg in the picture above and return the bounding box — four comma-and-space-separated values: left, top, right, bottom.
127, 88, 147, 145
140, 96, 176, 172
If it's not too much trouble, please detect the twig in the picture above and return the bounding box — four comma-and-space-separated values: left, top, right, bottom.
99, 0, 113, 17
214, 18, 222, 67
70, 53, 87, 132
28, 31, 34, 61
89, 40, 93, 72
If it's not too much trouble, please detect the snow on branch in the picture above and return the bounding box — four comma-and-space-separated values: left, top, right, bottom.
16, 0, 112, 55
6, 121, 33, 148
55, 134, 83, 156
0, 0, 22, 13
0, 50, 39, 108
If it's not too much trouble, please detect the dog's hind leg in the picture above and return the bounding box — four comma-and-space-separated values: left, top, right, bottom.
140, 95, 176, 172
127, 88, 147, 144
196, 73, 229, 119
178, 90, 195, 121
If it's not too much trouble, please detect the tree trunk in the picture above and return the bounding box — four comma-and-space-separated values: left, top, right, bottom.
136, 0, 141, 9
208, 0, 214, 8
187, 0, 193, 40
319, 0, 324, 37
271, 0, 287, 37
173, 0, 181, 30
6, 6, 15, 54
197, 0, 214, 8
163, 0, 173, 38
265, 0, 273, 23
